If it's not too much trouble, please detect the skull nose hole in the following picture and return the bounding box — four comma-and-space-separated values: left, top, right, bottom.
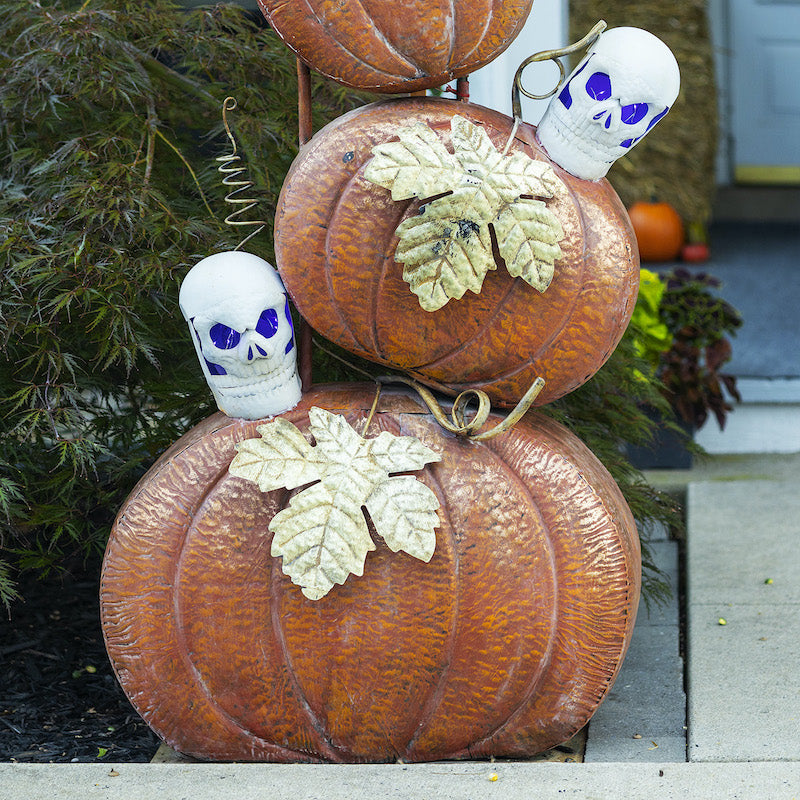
256, 344, 269, 357
247, 346, 254, 361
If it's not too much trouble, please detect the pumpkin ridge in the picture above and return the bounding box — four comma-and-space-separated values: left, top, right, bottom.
352, 0, 435, 76
449, 0, 486, 67
404, 276, 522, 372
325, 150, 421, 358
322, 177, 377, 356
267, 517, 347, 762
445, 0, 457, 65
107, 429, 327, 762
469, 423, 638, 753
403, 429, 557, 759
530, 176, 592, 358
453, 434, 559, 755
358, 178, 414, 362
172, 469, 306, 758
401, 450, 461, 758
300, 0, 421, 79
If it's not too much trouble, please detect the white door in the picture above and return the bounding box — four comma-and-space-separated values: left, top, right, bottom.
730, 0, 800, 183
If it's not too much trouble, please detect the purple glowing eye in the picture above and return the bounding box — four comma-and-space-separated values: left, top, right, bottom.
255, 308, 279, 339
621, 103, 649, 125
586, 72, 612, 101
646, 106, 670, 132
205, 359, 227, 376
209, 323, 241, 350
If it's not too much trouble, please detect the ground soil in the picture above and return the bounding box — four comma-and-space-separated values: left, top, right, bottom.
0, 558, 158, 763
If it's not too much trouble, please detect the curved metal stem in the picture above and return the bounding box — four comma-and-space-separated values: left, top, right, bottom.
511, 20, 607, 120
375, 375, 545, 441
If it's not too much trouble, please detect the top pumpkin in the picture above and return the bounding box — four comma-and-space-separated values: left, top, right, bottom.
274, 97, 640, 408
256, 0, 534, 93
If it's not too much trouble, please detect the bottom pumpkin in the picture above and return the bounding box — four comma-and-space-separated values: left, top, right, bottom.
100, 383, 640, 762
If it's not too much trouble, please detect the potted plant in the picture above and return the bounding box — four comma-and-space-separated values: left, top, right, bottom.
628, 267, 742, 468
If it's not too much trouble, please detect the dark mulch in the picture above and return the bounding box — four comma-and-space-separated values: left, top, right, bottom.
0, 559, 158, 763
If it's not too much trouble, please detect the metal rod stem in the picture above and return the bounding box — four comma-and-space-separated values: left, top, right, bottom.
296, 57, 315, 388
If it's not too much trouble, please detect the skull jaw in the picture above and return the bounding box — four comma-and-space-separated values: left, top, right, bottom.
536, 110, 620, 182
210, 368, 302, 420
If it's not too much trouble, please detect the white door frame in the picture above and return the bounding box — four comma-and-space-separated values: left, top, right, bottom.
708, 0, 734, 185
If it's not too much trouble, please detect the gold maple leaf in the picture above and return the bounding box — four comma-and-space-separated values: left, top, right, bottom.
228, 407, 441, 600
364, 115, 567, 312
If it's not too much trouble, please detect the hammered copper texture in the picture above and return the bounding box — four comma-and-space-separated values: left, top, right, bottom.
100, 383, 640, 762
257, 0, 533, 93
274, 97, 640, 408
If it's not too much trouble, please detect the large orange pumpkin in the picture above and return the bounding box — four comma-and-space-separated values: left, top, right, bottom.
275, 97, 640, 408
257, 0, 534, 93
101, 383, 640, 762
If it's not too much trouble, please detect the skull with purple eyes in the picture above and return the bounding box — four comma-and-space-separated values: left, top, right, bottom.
536, 27, 680, 181
179, 251, 301, 419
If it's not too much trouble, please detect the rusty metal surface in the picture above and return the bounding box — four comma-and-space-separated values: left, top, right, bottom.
257, 0, 533, 94
274, 97, 639, 408
101, 383, 640, 763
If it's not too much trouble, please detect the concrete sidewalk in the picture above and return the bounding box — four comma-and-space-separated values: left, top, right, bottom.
2, 453, 799, 798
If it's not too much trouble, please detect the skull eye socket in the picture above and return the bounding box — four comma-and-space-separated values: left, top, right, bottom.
585, 72, 612, 101
256, 308, 280, 339
645, 106, 670, 132
209, 323, 241, 350
621, 102, 649, 125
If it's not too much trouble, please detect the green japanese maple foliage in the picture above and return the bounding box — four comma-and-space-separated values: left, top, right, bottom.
0, 0, 365, 604
0, 0, 677, 608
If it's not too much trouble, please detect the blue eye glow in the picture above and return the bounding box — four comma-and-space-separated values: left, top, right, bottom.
256, 308, 280, 339
209, 323, 240, 350
586, 72, 612, 101
621, 103, 649, 125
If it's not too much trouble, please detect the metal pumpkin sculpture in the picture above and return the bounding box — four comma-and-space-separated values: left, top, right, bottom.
256, 0, 534, 93
100, 4, 681, 764
101, 384, 640, 762
275, 96, 640, 408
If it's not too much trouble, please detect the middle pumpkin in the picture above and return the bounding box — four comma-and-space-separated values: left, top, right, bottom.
275, 97, 639, 408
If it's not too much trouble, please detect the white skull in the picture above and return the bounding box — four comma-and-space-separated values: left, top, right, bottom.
179, 251, 301, 419
535, 27, 680, 181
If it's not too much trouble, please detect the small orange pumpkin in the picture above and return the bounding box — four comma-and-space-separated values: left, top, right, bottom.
257, 0, 534, 93
275, 97, 640, 408
628, 201, 685, 262
101, 383, 640, 762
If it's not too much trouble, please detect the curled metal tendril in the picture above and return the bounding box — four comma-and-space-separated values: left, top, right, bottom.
512, 20, 607, 120
375, 375, 545, 441
217, 96, 267, 251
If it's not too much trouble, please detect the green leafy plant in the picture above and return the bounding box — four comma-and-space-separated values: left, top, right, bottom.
0, 0, 367, 607
649, 268, 742, 430
625, 266, 741, 476
629, 268, 673, 371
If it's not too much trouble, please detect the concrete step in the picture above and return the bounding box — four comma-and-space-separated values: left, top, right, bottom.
584, 537, 686, 763
2, 761, 800, 799
686, 480, 800, 762
694, 378, 800, 455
